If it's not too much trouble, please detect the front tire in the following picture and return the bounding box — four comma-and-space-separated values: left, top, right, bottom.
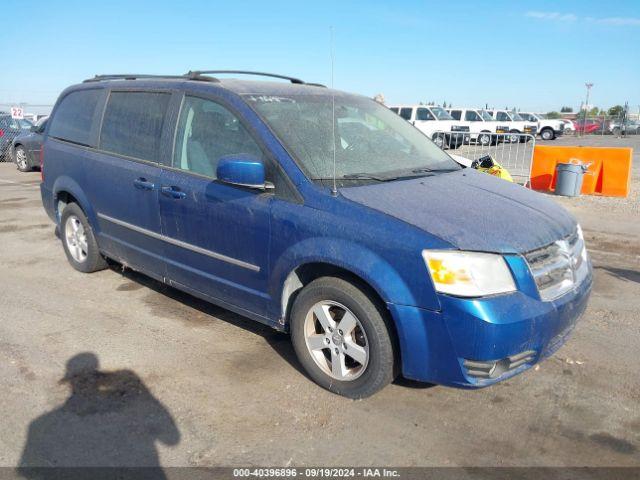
432, 133, 445, 149
60, 203, 108, 273
14, 146, 31, 172
290, 277, 396, 398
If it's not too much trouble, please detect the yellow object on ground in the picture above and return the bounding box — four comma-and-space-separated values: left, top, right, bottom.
476, 161, 513, 182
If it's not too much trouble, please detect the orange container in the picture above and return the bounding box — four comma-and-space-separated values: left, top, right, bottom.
530, 146, 633, 197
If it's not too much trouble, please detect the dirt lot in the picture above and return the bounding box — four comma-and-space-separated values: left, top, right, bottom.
0, 136, 638, 470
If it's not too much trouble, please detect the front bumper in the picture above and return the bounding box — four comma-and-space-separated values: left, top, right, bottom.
389, 265, 592, 387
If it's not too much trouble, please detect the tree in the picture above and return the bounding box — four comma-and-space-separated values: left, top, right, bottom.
608, 105, 624, 117
546, 111, 561, 119
560, 106, 573, 113
588, 107, 600, 117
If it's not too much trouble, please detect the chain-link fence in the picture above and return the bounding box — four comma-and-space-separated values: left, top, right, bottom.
0, 103, 52, 163
565, 113, 640, 137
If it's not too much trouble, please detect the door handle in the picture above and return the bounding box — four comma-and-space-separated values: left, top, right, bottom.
161, 186, 187, 199
134, 178, 155, 190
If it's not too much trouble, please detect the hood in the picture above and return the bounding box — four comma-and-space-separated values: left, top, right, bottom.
340, 169, 576, 254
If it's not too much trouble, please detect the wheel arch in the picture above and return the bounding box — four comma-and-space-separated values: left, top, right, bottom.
52, 176, 97, 227
280, 260, 403, 369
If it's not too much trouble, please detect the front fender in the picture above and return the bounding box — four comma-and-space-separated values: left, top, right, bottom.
269, 237, 419, 321
52, 176, 98, 228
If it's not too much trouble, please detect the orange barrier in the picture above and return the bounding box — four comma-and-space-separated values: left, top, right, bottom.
530, 146, 633, 197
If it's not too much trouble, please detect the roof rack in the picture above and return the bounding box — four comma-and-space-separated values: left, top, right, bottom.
83, 71, 326, 87
186, 70, 308, 85
83, 74, 219, 83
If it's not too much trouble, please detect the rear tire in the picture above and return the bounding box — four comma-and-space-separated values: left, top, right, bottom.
540, 128, 554, 141
60, 203, 108, 273
14, 146, 31, 172
432, 133, 445, 148
290, 276, 396, 398
478, 133, 491, 146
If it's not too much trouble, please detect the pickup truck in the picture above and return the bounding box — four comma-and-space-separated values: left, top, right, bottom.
518, 112, 564, 140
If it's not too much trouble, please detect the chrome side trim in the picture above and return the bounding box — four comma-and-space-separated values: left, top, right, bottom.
97, 213, 260, 272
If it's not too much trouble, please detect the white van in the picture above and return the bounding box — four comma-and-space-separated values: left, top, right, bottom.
388, 105, 469, 149
447, 108, 509, 146
518, 112, 564, 140
486, 110, 537, 142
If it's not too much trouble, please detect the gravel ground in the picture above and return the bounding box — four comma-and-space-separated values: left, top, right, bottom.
0, 135, 638, 472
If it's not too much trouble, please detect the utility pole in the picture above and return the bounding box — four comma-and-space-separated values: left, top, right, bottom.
582, 83, 593, 136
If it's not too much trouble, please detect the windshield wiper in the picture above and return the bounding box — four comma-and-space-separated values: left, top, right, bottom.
411, 167, 458, 174
341, 173, 397, 181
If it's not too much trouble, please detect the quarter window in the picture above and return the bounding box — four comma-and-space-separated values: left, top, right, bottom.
173, 96, 262, 179
100, 91, 170, 162
48, 89, 102, 146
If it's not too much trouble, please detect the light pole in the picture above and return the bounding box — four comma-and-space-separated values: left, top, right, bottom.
582, 82, 593, 136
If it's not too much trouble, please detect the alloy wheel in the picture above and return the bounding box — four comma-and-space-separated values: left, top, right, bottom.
15, 149, 28, 170
65, 215, 89, 263
303, 300, 369, 381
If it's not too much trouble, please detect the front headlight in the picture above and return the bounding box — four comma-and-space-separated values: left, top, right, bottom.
422, 250, 516, 297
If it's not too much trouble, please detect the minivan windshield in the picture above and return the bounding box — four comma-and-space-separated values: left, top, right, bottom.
246, 94, 460, 185
430, 107, 454, 120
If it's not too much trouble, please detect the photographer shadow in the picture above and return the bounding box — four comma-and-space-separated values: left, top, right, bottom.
17, 352, 180, 479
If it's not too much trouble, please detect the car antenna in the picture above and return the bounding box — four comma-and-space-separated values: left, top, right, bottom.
330, 26, 338, 197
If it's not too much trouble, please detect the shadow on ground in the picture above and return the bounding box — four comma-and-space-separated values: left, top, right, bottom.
595, 265, 640, 285
17, 352, 179, 479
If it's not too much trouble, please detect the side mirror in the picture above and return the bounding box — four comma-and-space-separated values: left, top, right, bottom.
216, 154, 274, 191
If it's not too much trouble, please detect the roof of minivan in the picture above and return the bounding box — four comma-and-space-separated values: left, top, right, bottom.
68, 77, 352, 98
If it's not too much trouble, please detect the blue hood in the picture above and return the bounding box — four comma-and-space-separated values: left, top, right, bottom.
340, 169, 576, 254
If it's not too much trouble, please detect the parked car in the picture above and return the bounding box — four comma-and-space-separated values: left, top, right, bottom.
574, 119, 603, 134
12, 118, 48, 171
447, 108, 509, 146
40, 71, 592, 398
608, 119, 640, 135
518, 112, 564, 140
388, 105, 468, 149
0, 114, 33, 161
561, 119, 576, 133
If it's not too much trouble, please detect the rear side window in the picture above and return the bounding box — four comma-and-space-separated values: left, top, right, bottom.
450, 110, 461, 120
399, 108, 413, 121
100, 91, 170, 162
416, 108, 434, 121
465, 110, 481, 122
48, 89, 102, 146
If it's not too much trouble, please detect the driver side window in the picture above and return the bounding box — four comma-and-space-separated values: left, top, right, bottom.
173, 96, 262, 179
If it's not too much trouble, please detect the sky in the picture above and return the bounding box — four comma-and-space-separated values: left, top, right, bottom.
1, 0, 639, 114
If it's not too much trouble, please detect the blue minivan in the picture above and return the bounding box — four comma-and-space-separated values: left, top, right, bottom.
40, 71, 592, 398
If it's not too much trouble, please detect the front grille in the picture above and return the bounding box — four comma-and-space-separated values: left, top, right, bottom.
463, 350, 536, 379
525, 229, 589, 301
